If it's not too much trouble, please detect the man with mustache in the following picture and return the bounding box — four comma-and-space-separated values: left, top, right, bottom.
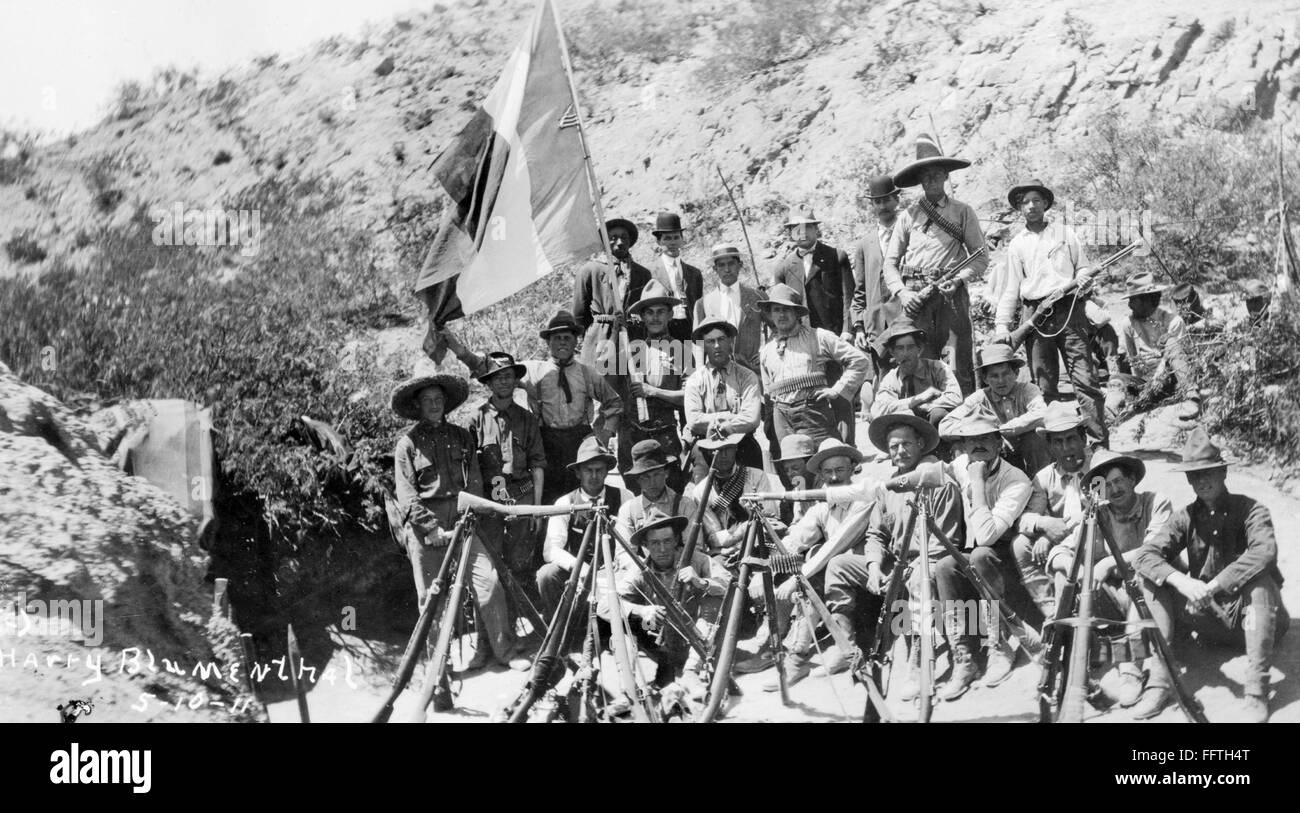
850, 175, 907, 380
870, 318, 963, 428
940, 343, 1049, 476
1131, 428, 1289, 722
758, 283, 869, 446
884, 134, 988, 395
683, 313, 765, 471
1009, 401, 1094, 622
648, 212, 704, 342
934, 408, 1033, 699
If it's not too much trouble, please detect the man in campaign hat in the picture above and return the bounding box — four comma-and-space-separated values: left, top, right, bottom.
1106, 272, 1195, 422
1132, 428, 1289, 722
940, 343, 1049, 475
618, 281, 690, 494
870, 317, 963, 427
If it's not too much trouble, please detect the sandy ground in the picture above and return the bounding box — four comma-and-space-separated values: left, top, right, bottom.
263, 413, 1300, 725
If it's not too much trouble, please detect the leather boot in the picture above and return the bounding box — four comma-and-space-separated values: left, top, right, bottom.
939, 639, 979, 702
896, 636, 923, 702
817, 613, 856, 676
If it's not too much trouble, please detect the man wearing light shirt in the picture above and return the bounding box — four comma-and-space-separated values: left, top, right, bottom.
885, 135, 988, 395
649, 212, 704, 342
934, 408, 1033, 699
940, 343, 1050, 479
870, 318, 963, 427
993, 179, 1106, 444
683, 313, 765, 470
693, 244, 763, 372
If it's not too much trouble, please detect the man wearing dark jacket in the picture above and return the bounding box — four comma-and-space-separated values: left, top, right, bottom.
1131, 428, 1289, 722
649, 212, 704, 342
850, 175, 906, 381
572, 217, 652, 387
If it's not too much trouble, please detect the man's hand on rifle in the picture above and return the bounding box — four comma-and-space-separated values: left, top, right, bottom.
814, 386, 838, 403
866, 562, 885, 595
853, 328, 869, 352
1092, 557, 1116, 585
1031, 534, 1056, 564
677, 566, 707, 592
937, 276, 963, 295
636, 604, 666, 631
897, 289, 922, 315
776, 578, 799, 602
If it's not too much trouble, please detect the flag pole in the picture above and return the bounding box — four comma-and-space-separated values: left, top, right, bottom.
548, 0, 614, 263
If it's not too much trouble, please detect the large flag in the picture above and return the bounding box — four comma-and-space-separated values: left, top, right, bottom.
414, 0, 601, 325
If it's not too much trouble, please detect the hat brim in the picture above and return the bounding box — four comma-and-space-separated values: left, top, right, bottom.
1171, 459, 1229, 473
807, 444, 865, 473
883, 325, 926, 347
1125, 287, 1164, 299
629, 295, 682, 316
1035, 421, 1088, 437
1085, 455, 1147, 485
1007, 185, 1055, 210
476, 363, 528, 383
894, 156, 971, 188
977, 353, 1025, 371
539, 323, 581, 339
629, 514, 690, 547
626, 458, 670, 476
773, 450, 814, 463
784, 219, 821, 229
698, 433, 743, 450
606, 218, 639, 246
567, 452, 617, 471
868, 412, 940, 455
757, 298, 810, 317
391, 374, 469, 420
691, 318, 739, 340
944, 421, 1002, 439
711, 252, 744, 263
866, 188, 900, 200
651, 227, 688, 236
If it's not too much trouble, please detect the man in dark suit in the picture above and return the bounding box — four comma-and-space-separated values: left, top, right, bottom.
850, 175, 906, 387
772, 207, 857, 441
648, 212, 704, 343
572, 217, 652, 388
692, 244, 764, 372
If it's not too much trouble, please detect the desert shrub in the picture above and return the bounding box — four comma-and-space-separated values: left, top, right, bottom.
696, 0, 862, 84
82, 153, 126, 213
0, 174, 412, 616
111, 80, 147, 120
3, 233, 46, 264
568, 0, 696, 72
0, 131, 37, 186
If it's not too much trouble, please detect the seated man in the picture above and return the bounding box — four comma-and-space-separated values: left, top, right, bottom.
871, 317, 963, 427
391, 373, 529, 674
934, 408, 1033, 699
941, 343, 1048, 476
823, 413, 963, 701
1105, 273, 1195, 422
1010, 401, 1094, 621
599, 510, 727, 689
1044, 449, 1173, 708
761, 438, 870, 690
614, 439, 704, 569
537, 436, 629, 623
1131, 428, 1290, 722
772, 433, 817, 525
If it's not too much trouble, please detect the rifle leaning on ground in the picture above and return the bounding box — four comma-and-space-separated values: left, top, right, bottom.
1002, 240, 1144, 350
904, 246, 988, 317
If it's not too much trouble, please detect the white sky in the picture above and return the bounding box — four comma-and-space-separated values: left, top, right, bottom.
0, 0, 440, 137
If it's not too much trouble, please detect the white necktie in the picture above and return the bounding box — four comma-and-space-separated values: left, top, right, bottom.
666, 258, 687, 320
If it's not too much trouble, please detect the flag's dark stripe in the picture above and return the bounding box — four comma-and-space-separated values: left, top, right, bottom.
430, 108, 511, 245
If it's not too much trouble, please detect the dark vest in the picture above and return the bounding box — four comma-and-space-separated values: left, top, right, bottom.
565, 485, 623, 556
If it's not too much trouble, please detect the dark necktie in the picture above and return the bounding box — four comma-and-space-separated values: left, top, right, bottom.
556, 359, 574, 403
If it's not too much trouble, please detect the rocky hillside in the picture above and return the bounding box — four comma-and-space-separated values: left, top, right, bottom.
2, 0, 1296, 283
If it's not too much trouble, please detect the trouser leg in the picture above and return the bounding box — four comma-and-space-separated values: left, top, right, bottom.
1012, 534, 1055, 617
1059, 309, 1108, 446
1025, 323, 1061, 402
940, 289, 976, 396
468, 534, 515, 658
1140, 576, 1178, 688
536, 562, 569, 622
1241, 574, 1285, 696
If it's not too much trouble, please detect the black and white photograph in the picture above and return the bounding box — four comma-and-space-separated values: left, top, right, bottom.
1, 0, 1298, 760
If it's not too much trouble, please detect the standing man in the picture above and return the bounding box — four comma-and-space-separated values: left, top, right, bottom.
693, 244, 764, 372
470, 354, 547, 581
993, 179, 1107, 444
1008, 401, 1094, 621
441, 310, 623, 502
619, 281, 688, 494
1107, 272, 1195, 421
758, 284, 869, 446
391, 373, 530, 674
1132, 429, 1289, 722
649, 212, 704, 342
773, 207, 858, 440
851, 175, 906, 381
572, 217, 652, 387
885, 134, 988, 395
934, 409, 1034, 699
870, 318, 963, 428
940, 344, 1050, 483
683, 314, 765, 471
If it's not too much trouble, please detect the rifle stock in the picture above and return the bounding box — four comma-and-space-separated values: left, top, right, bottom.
458, 490, 591, 517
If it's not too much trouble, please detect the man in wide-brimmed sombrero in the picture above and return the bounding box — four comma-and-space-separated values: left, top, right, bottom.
1132, 428, 1289, 722
469, 352, 547, 581
884, 132, 988, 396
870, 317, 963, 428
391, 371, 531, 678
940, 343, 1049, 475
573, 217, 653, 388
1105, 271, 1195, 422
993, 178, 1108, 446
820, 411, 963, 701
440, 309, 623, 502
758, 283, 869, 446
850, 174, 907, 377
649, 211, 704, 341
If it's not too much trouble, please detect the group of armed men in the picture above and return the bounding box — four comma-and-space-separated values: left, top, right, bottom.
392, 137, 1288, 722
